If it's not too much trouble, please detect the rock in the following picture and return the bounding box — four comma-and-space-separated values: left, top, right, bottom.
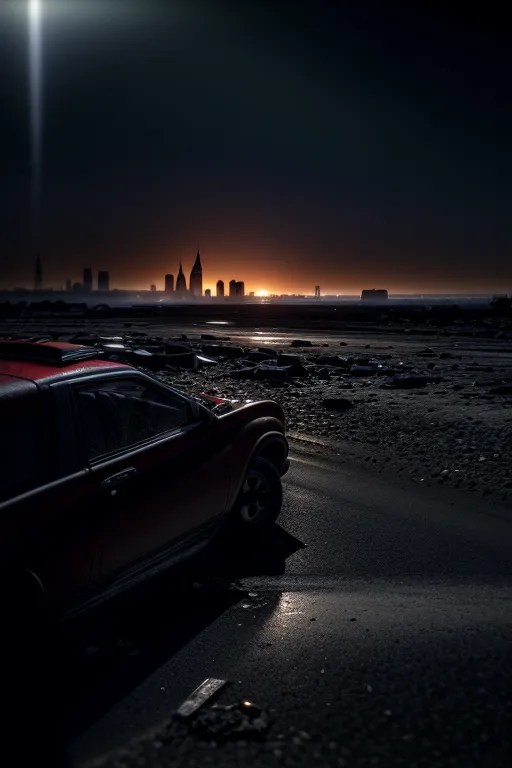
314, 355, 350, 368
165, 342, 191, 355
315, 367, 331, 380
245, 351, 275, 363
200, 333, 231, 341
321, 398, 354, 411
230, 367, 255, 380
339, 341, 348, 346
254, 365, 291, 381
196, 355, 218, 367
200, 344, 245, 358
161, 352, 204, 371
276, 354, 309, 376
290, 339, 313, 347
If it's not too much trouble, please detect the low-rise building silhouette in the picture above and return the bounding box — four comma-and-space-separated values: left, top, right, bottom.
361, 288, 388, 301
98, 271, 110, 291
83, 267, 93, 292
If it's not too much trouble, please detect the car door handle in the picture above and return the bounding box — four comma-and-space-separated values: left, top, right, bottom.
100, 467, 137, 489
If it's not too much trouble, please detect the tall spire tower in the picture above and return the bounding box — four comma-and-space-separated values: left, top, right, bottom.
34, 254, 42, 291
176, 262, 187, 295
189, 250, 203, 297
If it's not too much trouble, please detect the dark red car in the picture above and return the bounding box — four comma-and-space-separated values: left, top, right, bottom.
0, 341, 288, 623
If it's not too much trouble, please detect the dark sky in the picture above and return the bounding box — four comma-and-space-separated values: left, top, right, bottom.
1, 0, 510, 293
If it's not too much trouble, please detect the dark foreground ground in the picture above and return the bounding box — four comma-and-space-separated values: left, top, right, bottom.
5, 448, 511, 767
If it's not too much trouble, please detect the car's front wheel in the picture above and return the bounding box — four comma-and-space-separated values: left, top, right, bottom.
231, 456, 283, 530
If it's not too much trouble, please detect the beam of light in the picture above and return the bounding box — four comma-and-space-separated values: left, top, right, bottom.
29, 0, 42, 244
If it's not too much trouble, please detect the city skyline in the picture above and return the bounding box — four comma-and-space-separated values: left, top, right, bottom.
16, 248, 511, 297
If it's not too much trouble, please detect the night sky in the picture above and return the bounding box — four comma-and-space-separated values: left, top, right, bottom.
0, 0, 510, 294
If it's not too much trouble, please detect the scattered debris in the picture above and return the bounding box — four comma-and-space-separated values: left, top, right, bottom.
189, 700, 270, 742
176, 678, 228, 720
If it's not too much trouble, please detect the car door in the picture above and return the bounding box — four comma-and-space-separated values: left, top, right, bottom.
70, 373, 232, 581
0, 381, 100, 607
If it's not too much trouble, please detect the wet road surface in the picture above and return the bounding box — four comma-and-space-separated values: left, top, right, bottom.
8, 449, 512, 767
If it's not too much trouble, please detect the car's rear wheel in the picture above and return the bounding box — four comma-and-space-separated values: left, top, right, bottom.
231, 456, 283, 529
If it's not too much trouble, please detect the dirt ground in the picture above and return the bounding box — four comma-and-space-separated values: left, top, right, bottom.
2, 315, 512, 506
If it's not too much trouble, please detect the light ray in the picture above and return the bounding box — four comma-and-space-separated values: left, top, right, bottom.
28, 0, 42, 242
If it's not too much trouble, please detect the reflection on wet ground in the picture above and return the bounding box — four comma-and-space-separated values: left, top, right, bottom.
4, 524, 304, 766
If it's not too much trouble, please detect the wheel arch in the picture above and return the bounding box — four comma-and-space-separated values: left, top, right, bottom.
227, 429, 288, 510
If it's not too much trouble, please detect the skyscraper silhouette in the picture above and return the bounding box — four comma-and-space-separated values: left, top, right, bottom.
189, 251, 203, 296
176, 263, 186, 294
165, 274, 174, 293
34, 254, 42, 291
216, 280, 225, 297
229, 279, 237, 297
235, 281, 245, 297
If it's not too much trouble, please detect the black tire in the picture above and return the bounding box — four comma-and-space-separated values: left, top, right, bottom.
230, 456, 283, 530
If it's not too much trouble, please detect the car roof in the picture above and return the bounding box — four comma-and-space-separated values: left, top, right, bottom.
0, 341, 132, 385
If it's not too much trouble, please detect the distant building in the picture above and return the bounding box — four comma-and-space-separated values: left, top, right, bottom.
229, 279, 237, 297
205, 289, 211, 297
361, 289, 388, 301
98, 271, 110, 291
189, 251, 203, 297
176, 263, 186, 295
235, 281, 245, 297
249, 291, 255, 297
165, 273, 174, 293
315, 285, 321, 298
34, 254, 42, 291
65, 278, 72, 292
72, 282, 82, 292
216, 280, 225, 297
83, 267, 93, 292
150, 284, 156, 291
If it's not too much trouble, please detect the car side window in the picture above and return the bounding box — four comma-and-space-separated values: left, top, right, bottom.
75, 377, 190, 461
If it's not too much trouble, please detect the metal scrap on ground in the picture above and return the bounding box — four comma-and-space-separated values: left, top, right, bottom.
175, 678, 228, 719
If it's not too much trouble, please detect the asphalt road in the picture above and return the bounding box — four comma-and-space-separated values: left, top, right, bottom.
12, 449, 512, 767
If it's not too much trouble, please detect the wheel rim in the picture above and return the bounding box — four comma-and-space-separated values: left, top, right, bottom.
239, 469, 272, 522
